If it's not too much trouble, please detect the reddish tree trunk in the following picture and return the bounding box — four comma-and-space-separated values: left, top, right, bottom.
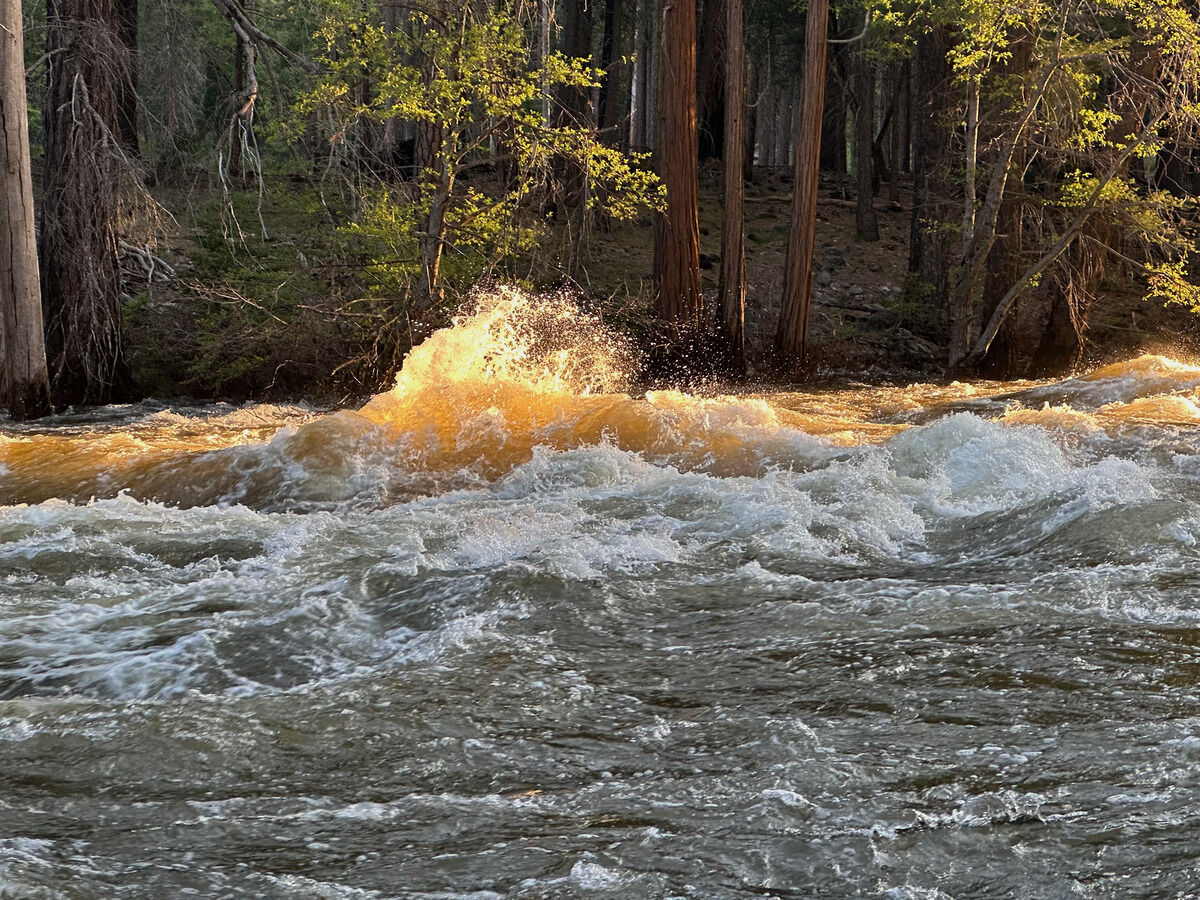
774, 0, 829, 372
653, 0, 702, 329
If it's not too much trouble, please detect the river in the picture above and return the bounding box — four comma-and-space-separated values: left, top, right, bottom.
3, 288, 1200, 898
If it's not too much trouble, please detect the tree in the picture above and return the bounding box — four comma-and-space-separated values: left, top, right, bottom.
1, 0, 51, 418
115, 0, 138, 156
718, 0, 746, 369
653, 0, 703, 330
774, 0, 829, 373
938, 0, 1200, 371
304, 1, 663, 317
40, 0, 129, 404
851, 37, 878, 241
208, 0, 318, 189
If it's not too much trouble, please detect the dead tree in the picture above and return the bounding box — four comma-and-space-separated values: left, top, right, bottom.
40, 0, 129, 404
1, 0, 51, 417
207, 0, 317, 184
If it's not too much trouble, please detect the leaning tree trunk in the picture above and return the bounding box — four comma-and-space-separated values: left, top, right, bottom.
40, 0, 129, 405
775, 0, 829, 373
1, 0, 52, 418
718, 0, 745, 370
653, 0, 702, 330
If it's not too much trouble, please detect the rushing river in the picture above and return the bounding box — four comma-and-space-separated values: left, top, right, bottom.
5, 289, 1200, 898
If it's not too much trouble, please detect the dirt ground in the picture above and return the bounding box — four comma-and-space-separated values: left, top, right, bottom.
581, 165, 1200, 383
124, 165, 1200, 403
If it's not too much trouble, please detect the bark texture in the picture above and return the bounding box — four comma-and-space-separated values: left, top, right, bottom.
907, 26, 954, 336
1, 0, 52, 417
115, 0, 138, 156
653, 0, 702, 328
774, 0, 829, 371
718, 0, 745, 369
40, 0, 129, 405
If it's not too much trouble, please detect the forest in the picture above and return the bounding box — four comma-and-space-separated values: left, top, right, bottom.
4, 0, 1200, 418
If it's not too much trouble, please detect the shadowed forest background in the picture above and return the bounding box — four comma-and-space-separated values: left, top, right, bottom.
5, 0, 1200, 415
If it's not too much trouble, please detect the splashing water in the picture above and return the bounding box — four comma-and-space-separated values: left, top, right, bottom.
6, 287, 1200, 896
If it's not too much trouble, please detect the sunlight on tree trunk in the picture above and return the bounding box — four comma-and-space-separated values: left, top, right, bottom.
0, 0, 51, 418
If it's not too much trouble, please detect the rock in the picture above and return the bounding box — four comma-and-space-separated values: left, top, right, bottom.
866, 308, 900, 329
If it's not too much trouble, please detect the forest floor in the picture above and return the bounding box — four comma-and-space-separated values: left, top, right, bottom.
123, 166, 1200, 403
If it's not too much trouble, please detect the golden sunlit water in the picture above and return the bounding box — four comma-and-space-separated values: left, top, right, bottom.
5, 288, 1200, 896
7, 287, 1200, 508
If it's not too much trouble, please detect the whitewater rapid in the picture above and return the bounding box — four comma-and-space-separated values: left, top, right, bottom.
5, 290, 1200, 896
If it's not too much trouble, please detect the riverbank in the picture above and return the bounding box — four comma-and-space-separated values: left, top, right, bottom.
122, 168, 1200, 405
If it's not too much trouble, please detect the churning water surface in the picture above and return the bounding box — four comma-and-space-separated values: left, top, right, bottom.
4, 289, 1200, 898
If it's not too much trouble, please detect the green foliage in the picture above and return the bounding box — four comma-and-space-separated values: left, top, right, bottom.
299, 1, 663, 302
1146, 261, 1200, 313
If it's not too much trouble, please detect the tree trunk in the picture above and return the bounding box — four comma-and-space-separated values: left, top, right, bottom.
760, 74, 775, 166
537, 0, 551, 122
415, 150, 453, 315
744, 55, 758, 178
900, 60, 911, 174
718, 0, 745, 370
557, 0, 594, 121
948, 73, 982, 366
774, 81, 794, 166
40, 0, 129, 405
115, 0, 138, 157
229, 0, 246, 178
853, 48, 878, 241
774, 0, 828, 373
908, 25, 954, 336
556, 0, 594, 209
632, 0, 650, 149
0, 0, 52, 418
653, 0, 702, 329
820, 31, 845, 174
597, 0, 618, 130
887, 63, 905, 203
697, 0, 725, 161
598, 0, 632, 145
